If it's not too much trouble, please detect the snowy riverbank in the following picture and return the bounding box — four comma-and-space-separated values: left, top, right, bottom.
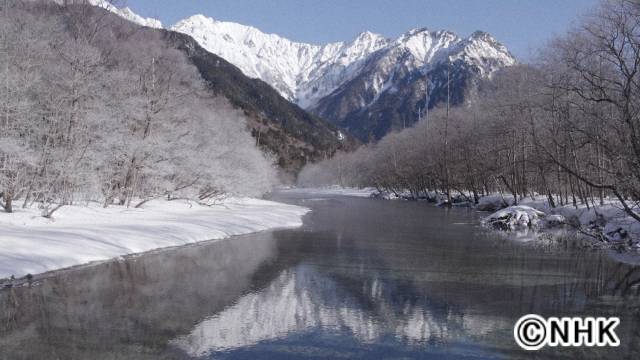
478, 195, 640, 248
296, 186, 640, 250
0, 197, 309, 280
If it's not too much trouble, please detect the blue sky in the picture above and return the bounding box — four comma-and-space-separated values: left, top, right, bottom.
125, 0, 599, 60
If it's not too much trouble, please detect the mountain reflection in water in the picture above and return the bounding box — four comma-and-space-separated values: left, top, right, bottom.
2, 190, 640, 359
172, 263, 511, 357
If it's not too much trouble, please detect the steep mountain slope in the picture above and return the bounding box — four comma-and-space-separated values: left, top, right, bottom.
161, 31, 357, 172
82, 2, 353, 174
171, 17, 515, 141
312, 30, 515, 140
89, 3, 515, 143
171, 15, 389, 108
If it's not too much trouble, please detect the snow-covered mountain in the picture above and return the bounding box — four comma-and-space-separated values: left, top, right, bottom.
171, 15, 514, 110
171, 15, 389, 107
86, 3, 515, 141
311, 28, 517, 140
170, 15, 515, 140
88, 0, 163, 29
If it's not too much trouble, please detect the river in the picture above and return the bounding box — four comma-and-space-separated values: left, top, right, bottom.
1, 190, 639, 359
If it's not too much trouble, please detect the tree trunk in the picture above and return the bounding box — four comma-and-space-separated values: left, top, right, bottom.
3, 192, 13, 213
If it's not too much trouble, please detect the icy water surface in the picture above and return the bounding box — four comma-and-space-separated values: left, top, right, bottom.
2, 190, 640, 359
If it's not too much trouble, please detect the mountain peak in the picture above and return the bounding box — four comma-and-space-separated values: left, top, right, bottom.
405, 27, 430, 35
172, 14, 271, 43
440, 31, 516, 76
175, 14, 213, 26
393, 28, 460, 65
88, 0, 163, 29
466, 30, 504, 49
353, 31, 387, 43
399, 28, 460, 40
470, 30, 492, 40
170, 13, 515, 106
346, 31, 389, 56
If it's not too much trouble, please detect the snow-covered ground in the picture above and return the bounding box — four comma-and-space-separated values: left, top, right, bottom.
477, 194, 640, 248
0, 198, 309, 280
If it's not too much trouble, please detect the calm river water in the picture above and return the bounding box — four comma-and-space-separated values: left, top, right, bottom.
1, 190, 640, 359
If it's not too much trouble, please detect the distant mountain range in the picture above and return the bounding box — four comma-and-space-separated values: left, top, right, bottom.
93, 1, 516, 142
170, 15, 515, 141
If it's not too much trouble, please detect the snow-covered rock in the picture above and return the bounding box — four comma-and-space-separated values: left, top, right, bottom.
481, 195, 640, 250
483, 205, 546, 230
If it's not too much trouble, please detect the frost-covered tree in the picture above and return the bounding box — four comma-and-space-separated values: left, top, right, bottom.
0, 1, 278, 215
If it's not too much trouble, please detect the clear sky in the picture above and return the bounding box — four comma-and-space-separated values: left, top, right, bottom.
124, 0, 599, 60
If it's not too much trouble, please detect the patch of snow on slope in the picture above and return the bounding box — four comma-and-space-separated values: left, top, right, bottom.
395, 28, 459, 65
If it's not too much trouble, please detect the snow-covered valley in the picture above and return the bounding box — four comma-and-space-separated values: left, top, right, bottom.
1, 1, 638, 358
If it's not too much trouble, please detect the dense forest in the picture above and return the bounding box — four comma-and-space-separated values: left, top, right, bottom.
0, 1, 278, 215
299, 0, 640, 225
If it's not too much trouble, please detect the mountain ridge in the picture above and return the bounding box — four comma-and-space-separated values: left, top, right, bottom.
90, 2, 516, 141
170, 15, 515, 108
171, 14, 391, 108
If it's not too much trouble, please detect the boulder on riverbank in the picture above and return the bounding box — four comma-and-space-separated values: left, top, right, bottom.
482, 205, 546, 230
